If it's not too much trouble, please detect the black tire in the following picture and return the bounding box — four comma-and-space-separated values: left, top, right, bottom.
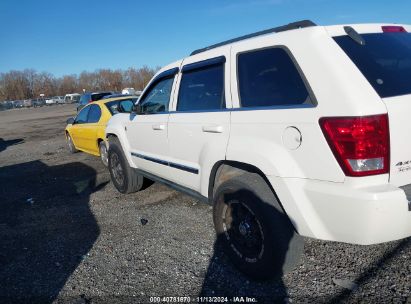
99, 141, 108, 167
66, 133, 78, 153
213, 172, 304, 280
108, 136, 143, 194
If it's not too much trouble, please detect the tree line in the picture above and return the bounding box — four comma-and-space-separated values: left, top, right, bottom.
0, 66, 159, 101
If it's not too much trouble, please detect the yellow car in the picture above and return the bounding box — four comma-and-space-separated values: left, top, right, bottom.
65, 96, 136, 166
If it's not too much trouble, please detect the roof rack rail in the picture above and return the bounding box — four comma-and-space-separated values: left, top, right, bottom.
190, 20, 317, 56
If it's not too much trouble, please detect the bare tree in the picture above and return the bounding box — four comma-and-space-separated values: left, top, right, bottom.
59, 75, 79, 95
0, 65, 159, 101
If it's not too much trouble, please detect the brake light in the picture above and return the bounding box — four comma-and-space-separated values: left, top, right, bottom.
88, 100, 93, 103
319, 114, 389, 177
382, 26, 407, 33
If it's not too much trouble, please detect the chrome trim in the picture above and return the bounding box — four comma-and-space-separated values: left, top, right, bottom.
167, 104, 315, 114
131, 152, 199, 175
129, 104, 315, 116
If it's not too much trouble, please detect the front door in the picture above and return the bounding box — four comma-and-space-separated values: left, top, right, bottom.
70, 105, 90, 150
125, 69, 178, 179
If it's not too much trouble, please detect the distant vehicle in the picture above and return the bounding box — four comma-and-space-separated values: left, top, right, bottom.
77, 91, 113, 112
13, 100, 24, 108
32, 98, 45, 108
52, 96, 65, 104
23, 100, 33, 108
64, 93, 81, 104
0, 102, 6, 111
45, 98, 56, 106
0, 101, 13, 111
102, 93, 140, 100
65, 96, 136, 166
122, 88, 143, 96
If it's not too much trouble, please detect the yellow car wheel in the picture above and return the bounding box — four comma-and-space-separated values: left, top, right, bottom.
99, 141, 108, 167
66, 134, 78, 154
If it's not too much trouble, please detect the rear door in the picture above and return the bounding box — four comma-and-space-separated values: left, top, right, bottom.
167, 51, 231, 192
334, 30, 411, 186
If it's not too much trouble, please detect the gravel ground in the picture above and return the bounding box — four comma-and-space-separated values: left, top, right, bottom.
0, 105, 410, 304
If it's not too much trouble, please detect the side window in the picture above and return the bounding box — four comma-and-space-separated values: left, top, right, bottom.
119, 99, 134, 112
75, 106, 90, 124
238, 48, 312, 108
87, 104, 102, 123
138, 77, 174, 114
177, 64, 225, 111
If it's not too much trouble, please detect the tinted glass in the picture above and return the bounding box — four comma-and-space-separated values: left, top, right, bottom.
75, 106, 90, 124
79, 94, 90, 105
139, 77, 174, 114
238, 48, 311, 107
334, 33, 411, 98
177, 64, 225, 111
92, 92, 112, 101
105, 98, 136, 115
87, 104, 101, 123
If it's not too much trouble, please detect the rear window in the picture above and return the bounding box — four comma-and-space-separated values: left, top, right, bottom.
87, 104, 101, 123
92, 92, 112, 101
334, 33, 411, 98
177, 64, 225, 111
238, 47, 312, 108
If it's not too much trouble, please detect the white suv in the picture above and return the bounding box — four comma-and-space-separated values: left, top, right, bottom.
106, 21, 411, 279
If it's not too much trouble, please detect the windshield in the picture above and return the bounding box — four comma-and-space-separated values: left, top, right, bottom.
334, 32, 411, 98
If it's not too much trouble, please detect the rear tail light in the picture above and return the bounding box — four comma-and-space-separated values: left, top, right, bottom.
319, 114, 389, 177
382, 26, 407, 33
88, 100, 93, 103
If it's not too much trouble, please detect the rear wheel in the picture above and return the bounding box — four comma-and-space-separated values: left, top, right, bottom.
99, 141, 108, 167
213, 172, 304, 280
108, 137, 144, 194
66, 133, 78, 153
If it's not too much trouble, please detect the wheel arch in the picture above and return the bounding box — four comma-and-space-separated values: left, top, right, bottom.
207, 160, 296, 231
105, 130, 134, 168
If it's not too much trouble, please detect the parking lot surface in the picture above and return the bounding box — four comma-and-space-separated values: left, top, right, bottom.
0, 105, 410, 303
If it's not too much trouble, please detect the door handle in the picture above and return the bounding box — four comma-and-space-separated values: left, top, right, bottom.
152, 124, 165, 130
202, 125, 224, 133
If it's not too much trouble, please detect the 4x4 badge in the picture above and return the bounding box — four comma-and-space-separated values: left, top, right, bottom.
396, 160, 411, 172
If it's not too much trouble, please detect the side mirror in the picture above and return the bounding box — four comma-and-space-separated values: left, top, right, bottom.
132, 103, 143, 114
66, 117, 75, 125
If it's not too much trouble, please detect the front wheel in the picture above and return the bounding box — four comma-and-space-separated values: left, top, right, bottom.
213, 173, 304, 280
108, 137, 144, 194
66, 133, 78, 153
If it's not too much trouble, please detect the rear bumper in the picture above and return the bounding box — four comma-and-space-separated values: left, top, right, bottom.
267, 176, 411, 245
399, 184, 411, 211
